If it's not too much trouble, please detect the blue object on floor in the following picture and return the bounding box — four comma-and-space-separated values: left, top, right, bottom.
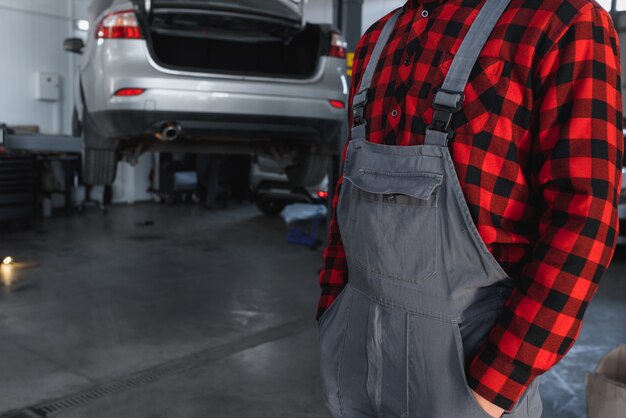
287, 205, 325, 249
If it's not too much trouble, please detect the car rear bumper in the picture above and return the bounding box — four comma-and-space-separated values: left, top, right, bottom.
90, 109, 344, 144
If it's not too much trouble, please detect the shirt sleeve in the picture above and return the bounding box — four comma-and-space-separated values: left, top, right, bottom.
467, 6, 624, 411
316, 139, 350, 321
316, 65, 357, 320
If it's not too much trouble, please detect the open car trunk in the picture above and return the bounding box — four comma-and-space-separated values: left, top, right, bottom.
147, 0, 323, 78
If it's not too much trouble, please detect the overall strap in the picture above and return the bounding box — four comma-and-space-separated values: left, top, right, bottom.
425, 0, 511, 146
351, 9, 402, 140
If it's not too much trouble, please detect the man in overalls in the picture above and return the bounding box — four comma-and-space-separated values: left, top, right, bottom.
317, 0, 623, 417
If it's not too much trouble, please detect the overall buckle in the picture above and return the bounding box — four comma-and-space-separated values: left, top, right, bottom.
352, 89, 369, 127
353, 103, 365, 126
426, 86, 465, 139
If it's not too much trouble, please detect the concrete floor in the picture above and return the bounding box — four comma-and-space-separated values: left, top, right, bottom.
0, 203, 624, 417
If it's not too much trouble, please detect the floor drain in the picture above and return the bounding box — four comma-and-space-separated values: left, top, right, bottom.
0, 412, 42, 418
0, 318, 310, 417
127, 234, 164, 241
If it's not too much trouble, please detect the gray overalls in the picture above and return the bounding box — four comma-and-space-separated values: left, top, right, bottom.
318, 0, 543, 417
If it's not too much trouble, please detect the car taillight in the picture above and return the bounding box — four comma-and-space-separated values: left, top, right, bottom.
114, 88, 145, 96
317, 191, 329, 199
328, 32, 347, 59
329, 100, 345, 109
96, 10, 142, 39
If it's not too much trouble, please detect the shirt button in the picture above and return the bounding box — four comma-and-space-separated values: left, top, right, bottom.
421, 10, 429, 18
403, 58, 411, 66
391, 109, 399, 117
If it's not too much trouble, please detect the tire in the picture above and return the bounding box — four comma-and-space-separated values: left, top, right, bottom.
285, 152, 329, 187
255, 197, 287, 217
83, 148, 118, 186
82, 112, 118, 186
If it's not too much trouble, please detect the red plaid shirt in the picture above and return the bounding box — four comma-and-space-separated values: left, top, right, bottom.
318, 0, 623, 411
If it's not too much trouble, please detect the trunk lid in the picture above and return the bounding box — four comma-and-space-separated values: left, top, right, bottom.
148, 0, 305, 42
151, 0, 303, 25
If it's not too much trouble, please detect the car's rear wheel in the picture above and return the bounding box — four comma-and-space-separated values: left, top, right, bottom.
255, 197, 287, 217
285, 151, 329, 188
82, 112, 118, 186
82, 148, 118, 186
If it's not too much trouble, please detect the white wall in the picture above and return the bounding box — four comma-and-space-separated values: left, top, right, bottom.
304, 0, 334, 24
0, 0, 78, 135
72, 0, 91, 23
305, 0, 406, 34
362, 0, 404, 32
0, 0, 69, 18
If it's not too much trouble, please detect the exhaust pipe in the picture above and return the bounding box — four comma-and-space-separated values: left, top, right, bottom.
156, 122, 182, 141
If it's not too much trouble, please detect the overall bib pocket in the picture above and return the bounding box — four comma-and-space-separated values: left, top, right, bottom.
337, 169, 443, 285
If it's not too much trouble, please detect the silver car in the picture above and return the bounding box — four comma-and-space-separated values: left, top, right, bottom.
64, 0, 348, 186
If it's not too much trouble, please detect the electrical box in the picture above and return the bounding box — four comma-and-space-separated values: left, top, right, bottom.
36, 72, 61, 102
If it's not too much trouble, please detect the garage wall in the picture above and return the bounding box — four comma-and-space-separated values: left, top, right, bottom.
304, 0, 334, 24
72, 0, 90, 22
362, 0, 405, 32
303, 0, 406, 32
0, 0, 75, 135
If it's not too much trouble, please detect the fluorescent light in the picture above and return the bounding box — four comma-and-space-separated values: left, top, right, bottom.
76, 20, 90, 31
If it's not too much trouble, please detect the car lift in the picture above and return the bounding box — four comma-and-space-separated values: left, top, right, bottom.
0, 125, 107, 213
0, 125, 82, 153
